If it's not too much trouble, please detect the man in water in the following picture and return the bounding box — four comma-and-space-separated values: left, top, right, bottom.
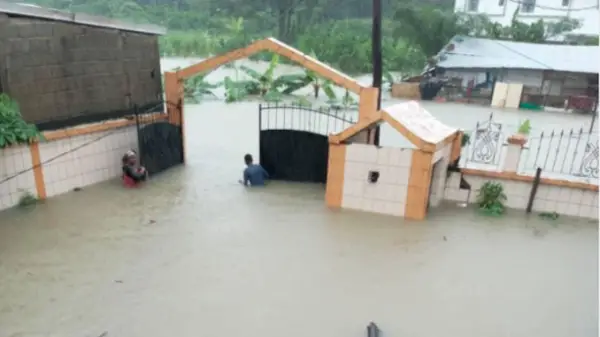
239, 153, 269, 187
122, 150, 147, 187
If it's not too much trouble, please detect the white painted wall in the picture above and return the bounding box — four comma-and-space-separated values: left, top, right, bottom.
430, 144, 453, 207
0, 145, 37, 210
455, 0, 600, 36
341, 144, 412, 216
444, 171, 599, 219
501, 69, 544, 88
39, 126, 138, 198
0, 126, 138, 211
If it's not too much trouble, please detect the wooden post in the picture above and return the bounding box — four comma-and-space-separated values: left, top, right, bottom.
526, 167, 542, 213
29, 142, 47, 200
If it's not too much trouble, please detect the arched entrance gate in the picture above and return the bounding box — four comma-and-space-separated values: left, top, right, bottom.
258, 103, 356, 183
160, 37, 380, 180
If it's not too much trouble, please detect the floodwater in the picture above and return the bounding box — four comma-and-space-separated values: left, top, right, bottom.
0, 58, 598, 337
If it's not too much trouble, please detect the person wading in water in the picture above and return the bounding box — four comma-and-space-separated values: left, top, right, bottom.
122, 150, 147, 187
239, 153, 269, 187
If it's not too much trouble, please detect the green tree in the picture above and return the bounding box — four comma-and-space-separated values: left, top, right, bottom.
392, 6, 470, 58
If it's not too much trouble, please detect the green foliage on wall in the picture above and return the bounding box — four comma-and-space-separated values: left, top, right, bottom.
0, 94, 44, 149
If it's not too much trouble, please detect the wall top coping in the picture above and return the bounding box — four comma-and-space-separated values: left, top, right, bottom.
0, 1, 166, 35
461, 168, 599, 192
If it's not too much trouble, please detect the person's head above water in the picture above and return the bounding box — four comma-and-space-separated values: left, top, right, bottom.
244, 153, 253, 166
123, 150, 137, 165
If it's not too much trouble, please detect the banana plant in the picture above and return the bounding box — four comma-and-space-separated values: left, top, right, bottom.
227, 54, 307, 102
293, 96, 312, 107
341, 90, 357, 108
328, 89, 358, 109
170, 68, 220, 103
183, 74, 221, 103
293, 51, 338, 100
303, 68, 337, 100
321, 79, 337, 103
223, 76, 250, 103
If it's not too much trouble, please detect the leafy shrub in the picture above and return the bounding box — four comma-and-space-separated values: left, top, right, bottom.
17, 190, 39, 208
0, 94, 43, 148
477, 181, 507, 216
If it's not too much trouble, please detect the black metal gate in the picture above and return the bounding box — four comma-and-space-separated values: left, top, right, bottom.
258, 102, 357, 183
134, 102, 184, 175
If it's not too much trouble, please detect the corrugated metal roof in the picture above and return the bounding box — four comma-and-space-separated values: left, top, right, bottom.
436, 35, 599, 74
0, 1, 166, 35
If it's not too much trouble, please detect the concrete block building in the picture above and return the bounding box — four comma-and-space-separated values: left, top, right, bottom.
0, 1, 166, 130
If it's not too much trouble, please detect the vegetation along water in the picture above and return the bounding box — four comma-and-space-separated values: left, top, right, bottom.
25, 0, 599, 77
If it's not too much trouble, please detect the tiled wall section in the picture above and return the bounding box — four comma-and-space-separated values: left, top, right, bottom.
341, 144, 412, 216
444, 172, 599, 219
429, 144, 451, 207
0, 145, 37, 210
431, 143, 450, 164
39, 126, 138, 197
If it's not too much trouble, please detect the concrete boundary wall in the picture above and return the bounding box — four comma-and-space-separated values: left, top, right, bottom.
444, 170, 599, 219
0, 113, 166, 211
0, 1, 165, 35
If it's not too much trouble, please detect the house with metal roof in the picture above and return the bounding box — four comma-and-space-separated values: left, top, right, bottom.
0, 1, 166, 130
434, 35, 598, 108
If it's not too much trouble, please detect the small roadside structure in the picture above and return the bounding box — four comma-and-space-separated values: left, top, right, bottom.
434, 35, 599, 109
325, 101, 462, 220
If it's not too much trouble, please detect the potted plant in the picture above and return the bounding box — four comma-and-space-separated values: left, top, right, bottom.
517, 119, 532, 136
509, 119, 531, 146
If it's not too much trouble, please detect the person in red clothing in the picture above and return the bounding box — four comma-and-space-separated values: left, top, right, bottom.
122, 150, 147, 187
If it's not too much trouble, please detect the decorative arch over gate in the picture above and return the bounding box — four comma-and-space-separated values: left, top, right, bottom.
162, 37, 381, 162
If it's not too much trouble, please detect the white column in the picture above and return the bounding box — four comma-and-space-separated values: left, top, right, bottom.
503, 135, 527, 172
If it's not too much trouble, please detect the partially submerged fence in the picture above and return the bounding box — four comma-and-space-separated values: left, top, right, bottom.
520, 128, 598, 180
461, 112, 506, 170
461, 113, 599, 184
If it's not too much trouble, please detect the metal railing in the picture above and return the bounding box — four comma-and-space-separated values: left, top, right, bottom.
520, 128, 599, 180
461, 112, 505, 169
258, 102, 358, 136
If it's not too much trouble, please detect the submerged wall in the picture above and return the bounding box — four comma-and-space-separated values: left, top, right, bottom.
0, 123, 139, 211
39, 126, 138, 198
340, 144, 412, 216
444, 171, 599, 220
0, 145, 37, 209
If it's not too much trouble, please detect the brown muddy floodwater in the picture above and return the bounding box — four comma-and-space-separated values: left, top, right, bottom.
0, 60, 598, 337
